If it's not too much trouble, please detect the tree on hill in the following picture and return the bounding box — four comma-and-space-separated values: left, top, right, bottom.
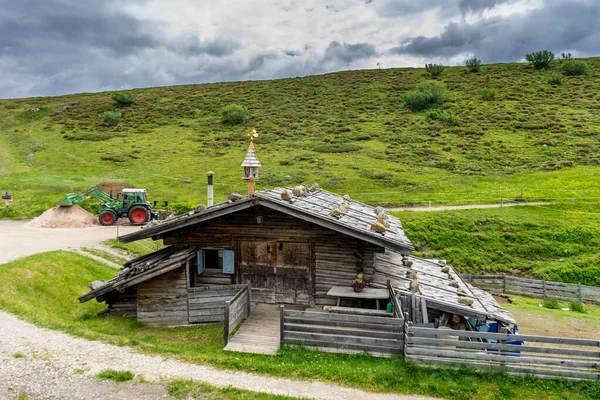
525, 50, 555, 69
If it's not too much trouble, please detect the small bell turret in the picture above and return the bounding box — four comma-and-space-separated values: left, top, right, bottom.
241, 128, 261, 196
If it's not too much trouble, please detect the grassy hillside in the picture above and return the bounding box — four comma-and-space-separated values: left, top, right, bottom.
1, 251, 598, 400
398, 203, 600, 285
1, 58, 600, 218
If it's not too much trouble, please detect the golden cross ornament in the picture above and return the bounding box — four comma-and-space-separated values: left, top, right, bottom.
248, 128, 258, 142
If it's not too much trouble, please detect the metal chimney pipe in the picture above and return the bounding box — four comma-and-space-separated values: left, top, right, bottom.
207, 171, 214, 206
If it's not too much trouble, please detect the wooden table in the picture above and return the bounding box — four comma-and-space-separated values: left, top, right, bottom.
326, 286, 390, 310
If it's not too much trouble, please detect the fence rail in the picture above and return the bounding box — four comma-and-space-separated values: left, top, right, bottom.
405, 324, 600, 380
281, 308, 404, 357
461, 274, 600, 304
223, 284, 251, 346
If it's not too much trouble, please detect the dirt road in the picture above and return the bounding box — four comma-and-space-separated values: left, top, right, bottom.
387, 201, 545, 212
0, 310, 436, 400
0, 220, 141, 264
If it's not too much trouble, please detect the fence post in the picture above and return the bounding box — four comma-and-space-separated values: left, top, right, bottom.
503, 275, 507, 294
246, 284, 252, 319
279, 305, 285, 346
224, 301, 230, 346
542, 280, 546, 299
404, 317, 410, 358
578, 283, 582, 302
468, 274, 472, 284
500, 197, 503, 207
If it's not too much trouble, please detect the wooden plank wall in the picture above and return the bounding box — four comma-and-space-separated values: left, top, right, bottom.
282, 309, 404, 356
406, 324, 600, 380
314, 241, 376, 306
105, 287, 137, 317
163, 206, 383, 306
188, 284, 245, 324
462, 274, 600, 304
137, 267, 188, 327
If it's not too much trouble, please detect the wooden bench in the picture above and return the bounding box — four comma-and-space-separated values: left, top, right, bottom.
323, 306, 393, 317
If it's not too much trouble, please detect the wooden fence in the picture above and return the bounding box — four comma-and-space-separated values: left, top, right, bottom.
281, 308, 404, 356
223, 284, 251, 346
405, 324, 600, 380
187, 284, 246, 325
461, 274, 600, 304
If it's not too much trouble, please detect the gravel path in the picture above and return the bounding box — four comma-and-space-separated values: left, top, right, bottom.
387, 201, 545, 212
0, 311, 437, 400
0, 221, 140, 264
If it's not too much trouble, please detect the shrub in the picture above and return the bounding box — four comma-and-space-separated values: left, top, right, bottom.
484, 74, 492, 86
569, 300, 587, 313
112, 92, 135, 107
426, 110, 460, 126
404, 90, 432, 111
525, 50, 555, 69
560, 52, 573, 62
220, 104, 248, 124
425, 63, 444, 77
404, 81, 446, 111
562, 59, 588, 76
102, 111, 122, 126
542, 299, 560, 309
465, 57, 482, 72
547, 73, 563, 85
416, 81, 446, 104
480, 88, 497, 101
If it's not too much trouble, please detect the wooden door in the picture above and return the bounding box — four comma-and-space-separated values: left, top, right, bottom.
275, 242, 311, 305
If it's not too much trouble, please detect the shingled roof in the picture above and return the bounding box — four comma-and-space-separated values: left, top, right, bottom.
372, 250, 515, 324
79, 246, 197, 303
119, 186, 414, 253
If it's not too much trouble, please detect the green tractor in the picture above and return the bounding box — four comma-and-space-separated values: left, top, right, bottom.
58, 187, 160, 226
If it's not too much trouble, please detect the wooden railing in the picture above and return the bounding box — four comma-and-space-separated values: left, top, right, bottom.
223, 284, 251, 346
280, 307, 404, 357
461, 274, 600, 304
405, 324, 600, 380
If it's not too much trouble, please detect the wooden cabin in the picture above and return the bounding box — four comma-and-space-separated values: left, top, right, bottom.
79, 185, 515, 328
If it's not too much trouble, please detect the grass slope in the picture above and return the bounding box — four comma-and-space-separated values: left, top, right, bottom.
398, 203, 600, 285
1, 58, 600, 217
0, 251, 599, 400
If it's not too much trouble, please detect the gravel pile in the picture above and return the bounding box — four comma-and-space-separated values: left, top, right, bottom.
28, 205, 99, 228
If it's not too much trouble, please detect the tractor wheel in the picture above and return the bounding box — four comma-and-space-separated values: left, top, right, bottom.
128, 206, 150, 225
99, 210, 117, 226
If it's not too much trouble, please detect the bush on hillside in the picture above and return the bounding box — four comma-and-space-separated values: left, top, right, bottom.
417, 81, 446, 104
112, 92, 135, 107
465, 57, 482, 73
404, 81, 447, 111
547, 73, 563, 85
404, 91, 432, 111
525, 50, 555, 69
480, 88, 497, 101
425, 63, 444, 77
220, 104, 248, 124
562, 59, 588, 76
102, 111, 122, 126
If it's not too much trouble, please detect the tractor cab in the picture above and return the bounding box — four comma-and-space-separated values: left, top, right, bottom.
121, 188, 148, 207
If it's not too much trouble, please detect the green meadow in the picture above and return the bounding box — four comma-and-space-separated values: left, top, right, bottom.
1, 58, 599, 218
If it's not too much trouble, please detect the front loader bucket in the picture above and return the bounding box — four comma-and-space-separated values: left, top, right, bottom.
58, 193, 79, 207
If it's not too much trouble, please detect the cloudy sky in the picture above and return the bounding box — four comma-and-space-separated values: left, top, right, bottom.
1, 0, 598, 99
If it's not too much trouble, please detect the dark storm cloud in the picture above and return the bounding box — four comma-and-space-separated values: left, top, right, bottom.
322, 41, 377, 64
390, 0, 600, 62
0, 0, 244, 98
